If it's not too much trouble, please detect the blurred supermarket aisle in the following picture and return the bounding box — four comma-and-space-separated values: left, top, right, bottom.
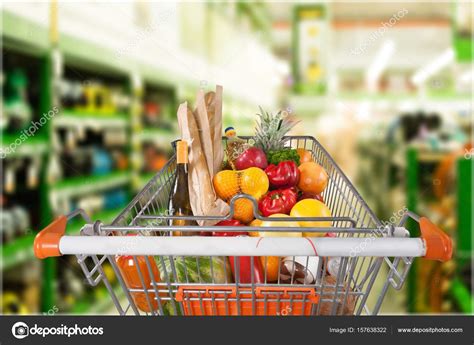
1, 1, 472, 315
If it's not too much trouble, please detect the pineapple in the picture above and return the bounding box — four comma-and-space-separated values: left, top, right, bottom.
254, 107, 300, 165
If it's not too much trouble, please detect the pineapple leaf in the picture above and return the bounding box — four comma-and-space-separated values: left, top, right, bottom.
254, 107, 299, 152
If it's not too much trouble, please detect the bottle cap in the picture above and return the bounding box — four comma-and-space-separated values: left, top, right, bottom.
176, 140, 188, 164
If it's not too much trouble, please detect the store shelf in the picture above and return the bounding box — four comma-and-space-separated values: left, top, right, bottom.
50, 171, 131, 198
54, 110, 129, 129
135, 172, 158, 190
449, 277, 473, 314
1, 10, 50, 53
1, 134, 49, 158
136, 128, 176, 147
72, 286, 125, 314
1, 207, 123, 271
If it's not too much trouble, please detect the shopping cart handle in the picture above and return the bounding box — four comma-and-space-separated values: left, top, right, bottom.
419, 217, 453, 262
34, 215, 67, 259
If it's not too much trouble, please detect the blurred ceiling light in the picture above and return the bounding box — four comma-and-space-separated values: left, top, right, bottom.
355, 100, 371, 121
460, 68, 473, 83
366, 40, 395, 93
411, 48, 454, 86
275, 59, 290, 76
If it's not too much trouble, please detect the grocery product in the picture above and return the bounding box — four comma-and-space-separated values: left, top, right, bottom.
235, 147, 268, 170
248, 218, 262, 237
168, 140, 197, 233
326, 257, 345, 277
232, 198, 255, 224
239, 167, 269, 199
230, 255, 264, 284
254, 107, 299, 164
297, 161, 328, 194
260, 256, 281, 282
212, 219, 247, 236
264, 160, 300, 189
159, 256, 232, 284
177, 101, 229, 226
205, 86, 224, 176
266, 148, 301, 166
296, 148, 313, 163
280, 256, 320, 285
115, 250, 162, 313
318, 275, 355, 315
290, 199, 332, 236
297, 191, 324, 203
213, 167, 269, 202
212, 222, 263, 284
224, 127, 250, 170
258, 213, 301, 237
258, 188, 297, 217
212, 170, 240, 201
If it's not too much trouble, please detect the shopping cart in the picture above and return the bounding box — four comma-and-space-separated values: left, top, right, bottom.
34, 136, 452, 315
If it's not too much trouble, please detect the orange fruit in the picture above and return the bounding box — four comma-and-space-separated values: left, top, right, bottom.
248, 219, 262, 237
290, 199, 332, 236
298, 162, 328, 194
213, 170, 239, 200
232, 198, 255, 224
296, 148, 313, 163
260, 256, 281, 282
239, 167, 269, 199
247, 217, 288, 283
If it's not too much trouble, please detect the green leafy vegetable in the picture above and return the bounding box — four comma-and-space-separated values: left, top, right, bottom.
266, 148, 300, 166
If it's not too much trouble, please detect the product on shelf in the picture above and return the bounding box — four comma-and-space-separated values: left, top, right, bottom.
3, 68, 32, 131
0, 204, 31, 243
91, 148, 113, 175
103, 189, 127, 210
142, 144, 169, 172
57, 256, 86, 311
60, 78, 130, 115
111, 150, 129, 171
76, 195, 105, 216
1, 291, 29, 314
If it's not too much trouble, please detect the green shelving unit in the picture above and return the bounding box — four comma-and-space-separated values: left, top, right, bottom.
2, 6, 261, 315
405, 148, 473, 314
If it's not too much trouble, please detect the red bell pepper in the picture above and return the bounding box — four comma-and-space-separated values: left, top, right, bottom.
229, 255, 264, 284
264, 160, 300, 189
211, 219, 247, 236
258, 188, 298, 217
213, 220, 263, 283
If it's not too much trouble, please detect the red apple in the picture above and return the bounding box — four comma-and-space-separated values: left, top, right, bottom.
235, 147, 268, 170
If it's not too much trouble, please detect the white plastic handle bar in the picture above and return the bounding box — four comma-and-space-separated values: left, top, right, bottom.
57, 236, 427, 258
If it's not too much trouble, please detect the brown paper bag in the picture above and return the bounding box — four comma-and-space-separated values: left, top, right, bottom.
205, 85, 224, 176
177, 102, 229, 226
194, 89, 214, 177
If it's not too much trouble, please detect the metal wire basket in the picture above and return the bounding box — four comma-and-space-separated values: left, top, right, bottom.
34, 136, 452, 315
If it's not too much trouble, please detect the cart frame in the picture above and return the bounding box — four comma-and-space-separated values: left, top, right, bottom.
34, 136, 452, 315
